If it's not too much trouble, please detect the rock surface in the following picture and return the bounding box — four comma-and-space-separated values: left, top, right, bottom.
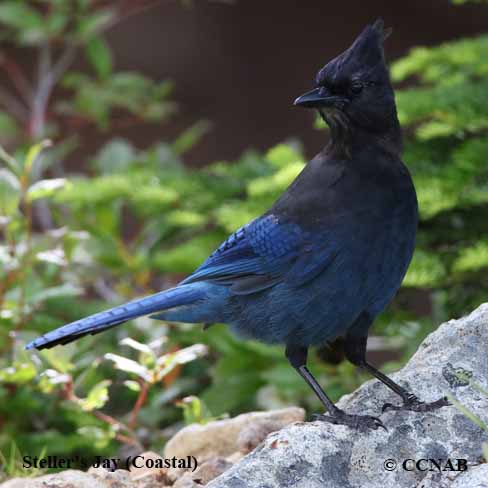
420, 463, 488, 488
2, 304, 487, 488
173, 458, 233, 488
208, 303, 488, 488
164, 406, 305, 482
164, 406, 305, 462
0, 469, 134, 488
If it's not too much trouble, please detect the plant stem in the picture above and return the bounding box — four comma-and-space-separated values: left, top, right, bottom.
129, 380, 150, 430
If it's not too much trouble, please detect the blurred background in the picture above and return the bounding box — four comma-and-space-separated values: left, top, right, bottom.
0, 0, 487, 478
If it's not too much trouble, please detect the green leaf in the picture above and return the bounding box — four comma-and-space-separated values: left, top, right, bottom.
104, 353, 151, 381
35, 249, 67, 266
24, 140, 52, 175
173, 121, 210, 155
165, 210, 206, 228
403, 249, 446, 287
175, 396, 215, 425
44, 11, 69, 37
396, 81, 488, 138
40, 348, 75, 373
61, 72, 174, 127
0, 143, 20, 173
453, 241, 488, 273
26, 178, 69, 201
93, 139, 136, 174
0, 168, 20, 216
152, 234, 222, 273
216, 204, 257, 231
123, 380, 141, 392
202, 352, 265, 414
85, 37, 113, 79
0, 361, 36, 384
77, 426, 115, 449
38, 369, 71, 394
75, 9, 115, 41
176, 395, 203, 424
155, 344, 208, 381
265, 143, 303, 168
247, 162, 303, 197
0, 2, 44, 30
79, 380, 111, 411
30, 283, 82, 303
120, 337, 154, 356
392, 35, 488, 85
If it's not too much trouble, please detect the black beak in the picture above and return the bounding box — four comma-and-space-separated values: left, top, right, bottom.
294, 87, 346, 109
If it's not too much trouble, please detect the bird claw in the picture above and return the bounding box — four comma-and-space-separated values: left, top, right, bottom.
382, 394, 450, 413
312, 411, 387, 432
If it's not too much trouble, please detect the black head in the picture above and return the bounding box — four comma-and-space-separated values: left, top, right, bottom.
295, 19, 399, 146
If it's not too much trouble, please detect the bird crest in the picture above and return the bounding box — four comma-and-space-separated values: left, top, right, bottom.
316, 18, 392, 86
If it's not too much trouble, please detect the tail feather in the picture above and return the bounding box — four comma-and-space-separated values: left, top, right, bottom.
25, 284, 205, 351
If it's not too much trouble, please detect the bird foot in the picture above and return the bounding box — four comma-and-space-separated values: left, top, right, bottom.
382, 394, 450, 413
312, 410, 387, 432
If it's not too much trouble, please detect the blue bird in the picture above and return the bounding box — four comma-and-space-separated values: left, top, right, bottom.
26, 19, 448, 430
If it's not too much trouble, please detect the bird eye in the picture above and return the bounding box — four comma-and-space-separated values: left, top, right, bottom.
350, 81, 363, 95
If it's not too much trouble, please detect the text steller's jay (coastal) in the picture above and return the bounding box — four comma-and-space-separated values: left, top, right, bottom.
26, 19, 449, 431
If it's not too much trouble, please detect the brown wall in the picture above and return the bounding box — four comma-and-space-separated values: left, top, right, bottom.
103, 0, 488, 165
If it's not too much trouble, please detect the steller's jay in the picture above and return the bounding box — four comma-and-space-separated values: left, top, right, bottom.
26, 19, 448, 431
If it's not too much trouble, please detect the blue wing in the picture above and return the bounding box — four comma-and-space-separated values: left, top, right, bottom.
180, 214, 338, 295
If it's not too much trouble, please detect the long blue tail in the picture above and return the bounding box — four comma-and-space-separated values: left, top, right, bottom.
25, 284, 206, 351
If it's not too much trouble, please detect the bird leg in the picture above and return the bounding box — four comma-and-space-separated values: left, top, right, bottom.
343, 335, 450, 413
285, 345, 386, 432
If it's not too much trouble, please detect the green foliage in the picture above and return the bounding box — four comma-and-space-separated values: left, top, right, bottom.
60, 73, 174, 129
106, 340, 208, 384
453, 240, 488, 272
85, 37, 113, 80
0, 1, 115, 46
390, 33, 488, 315
176, 395, 217, 425
451, 0, 488, 5
0, 443, 47, 480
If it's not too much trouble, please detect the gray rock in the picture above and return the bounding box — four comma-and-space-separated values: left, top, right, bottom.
164, 407, 305, 463
208, 303, 488, 488
164, 406, 304, 482
0, 469, 132, 488
420, 463, 488, 488
450, 463, 488, 488
173, 458, 233, 488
